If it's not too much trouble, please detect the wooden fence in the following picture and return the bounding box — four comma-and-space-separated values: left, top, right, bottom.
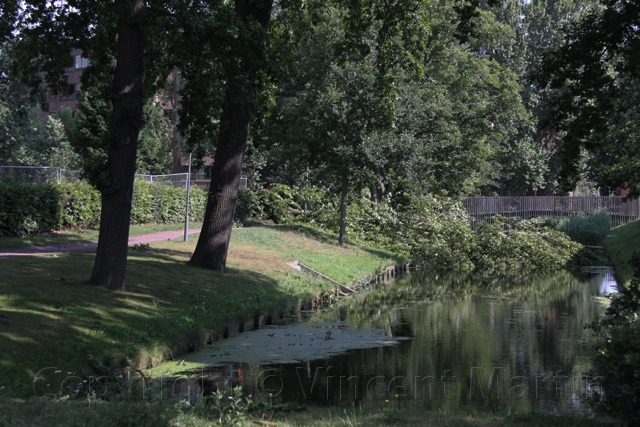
463, 196, 640, 227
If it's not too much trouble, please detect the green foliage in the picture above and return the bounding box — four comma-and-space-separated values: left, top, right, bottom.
71, 88, 111, 189
58, 181, 101, 228
0, 180, 208, 236
536, 0, 639, 194
207, 386, 252, 425
0, 180, 61, 237
398, 195, 476, 272
12, 115, 82, 170
0, 42, 35, 164
136, 99, 173, 175
334, 194, 579, 275
469, 219, 582, 276
591, 249, 640, 424
235, 188, 263, 223
235, 185, 335, 226
130, 182, 207, 225
256, 184, 300, 224
515, 216, 564, 231
235, 185, 580, 276
557, 211, 610, 246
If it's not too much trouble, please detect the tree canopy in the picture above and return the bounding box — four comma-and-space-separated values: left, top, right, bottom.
2, 0, 632, 283
536, 0, 640, 196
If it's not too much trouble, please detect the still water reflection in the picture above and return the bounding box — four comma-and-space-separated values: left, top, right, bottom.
164, 271, 616, 415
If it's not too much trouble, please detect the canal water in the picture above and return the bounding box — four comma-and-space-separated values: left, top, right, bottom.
147, 270, 616, 415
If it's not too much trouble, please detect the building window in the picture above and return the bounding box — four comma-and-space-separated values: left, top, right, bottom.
60, 84, 76, 99
74, 55, 89, 69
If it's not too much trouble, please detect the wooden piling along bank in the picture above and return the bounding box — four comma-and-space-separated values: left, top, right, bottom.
136, 262, 412, 370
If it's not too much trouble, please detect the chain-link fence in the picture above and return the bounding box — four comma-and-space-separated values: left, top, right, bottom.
0, 166, 196, 189
0, 166, 85, 184
135, 173, 189, 189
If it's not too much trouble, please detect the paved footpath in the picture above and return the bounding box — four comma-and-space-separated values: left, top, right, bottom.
0, 229, 201, 257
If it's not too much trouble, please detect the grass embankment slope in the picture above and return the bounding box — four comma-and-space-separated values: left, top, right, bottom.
0, 224, 400, 397
604, 218, 640, 284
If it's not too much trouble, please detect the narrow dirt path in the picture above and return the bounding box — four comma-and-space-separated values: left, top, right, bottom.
0, 229, 201, 257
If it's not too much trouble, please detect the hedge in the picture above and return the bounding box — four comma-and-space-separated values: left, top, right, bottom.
0, 180, 208, 237
0, 181, 62, 237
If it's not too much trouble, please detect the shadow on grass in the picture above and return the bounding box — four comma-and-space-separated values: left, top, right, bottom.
0, 249, 302, 398
0, 230, 99, 250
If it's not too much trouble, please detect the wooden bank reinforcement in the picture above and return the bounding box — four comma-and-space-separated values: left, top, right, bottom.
134, 261, 411, 370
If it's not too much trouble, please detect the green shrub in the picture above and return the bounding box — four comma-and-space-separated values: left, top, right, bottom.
470, 219, 582, 275
557, 211, 610, 245
130, 181, 155, 224
235, 185, 333, 226
591, 250, 640, 423
515, 216, 564, 231
131, 181, 207, 225
345, 195, 403, 250
0, 180, 62, 236
236, 188, 263, 223
292, 186, 337, 226
58, 181, 101, 228
400, 195, 476, 273
0, 180, 208, 236
257, 184, 300, 224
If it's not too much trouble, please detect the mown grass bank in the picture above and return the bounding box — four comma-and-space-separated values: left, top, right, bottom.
0, 225, 400, 398
604, 218, 640, 284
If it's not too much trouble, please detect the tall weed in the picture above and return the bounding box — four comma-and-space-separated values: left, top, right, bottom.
557, 211, 610, 245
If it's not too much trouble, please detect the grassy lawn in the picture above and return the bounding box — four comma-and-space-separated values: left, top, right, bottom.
270, 405, 608, 427
232, 225, 401, 284
604, 219, 640, 284
0, 398, 611, 426
0, 225, 400, 398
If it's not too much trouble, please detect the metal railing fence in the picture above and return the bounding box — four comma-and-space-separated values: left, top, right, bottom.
463, 196, 640, 227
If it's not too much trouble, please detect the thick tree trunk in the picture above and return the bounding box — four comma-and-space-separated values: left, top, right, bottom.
339, 173, 349, 246
89, 2, 146, 291
189, 92, 251, 271
189, 0, 273, 271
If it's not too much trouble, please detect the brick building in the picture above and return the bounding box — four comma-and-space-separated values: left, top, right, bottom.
40, 49, 89, 118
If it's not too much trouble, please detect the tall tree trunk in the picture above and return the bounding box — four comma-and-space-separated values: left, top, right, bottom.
189, 0, 273, 271
170, 69, 183, 173
189, 90, 251, 271
89, 1, 146, 291
339, 173, 349, 246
